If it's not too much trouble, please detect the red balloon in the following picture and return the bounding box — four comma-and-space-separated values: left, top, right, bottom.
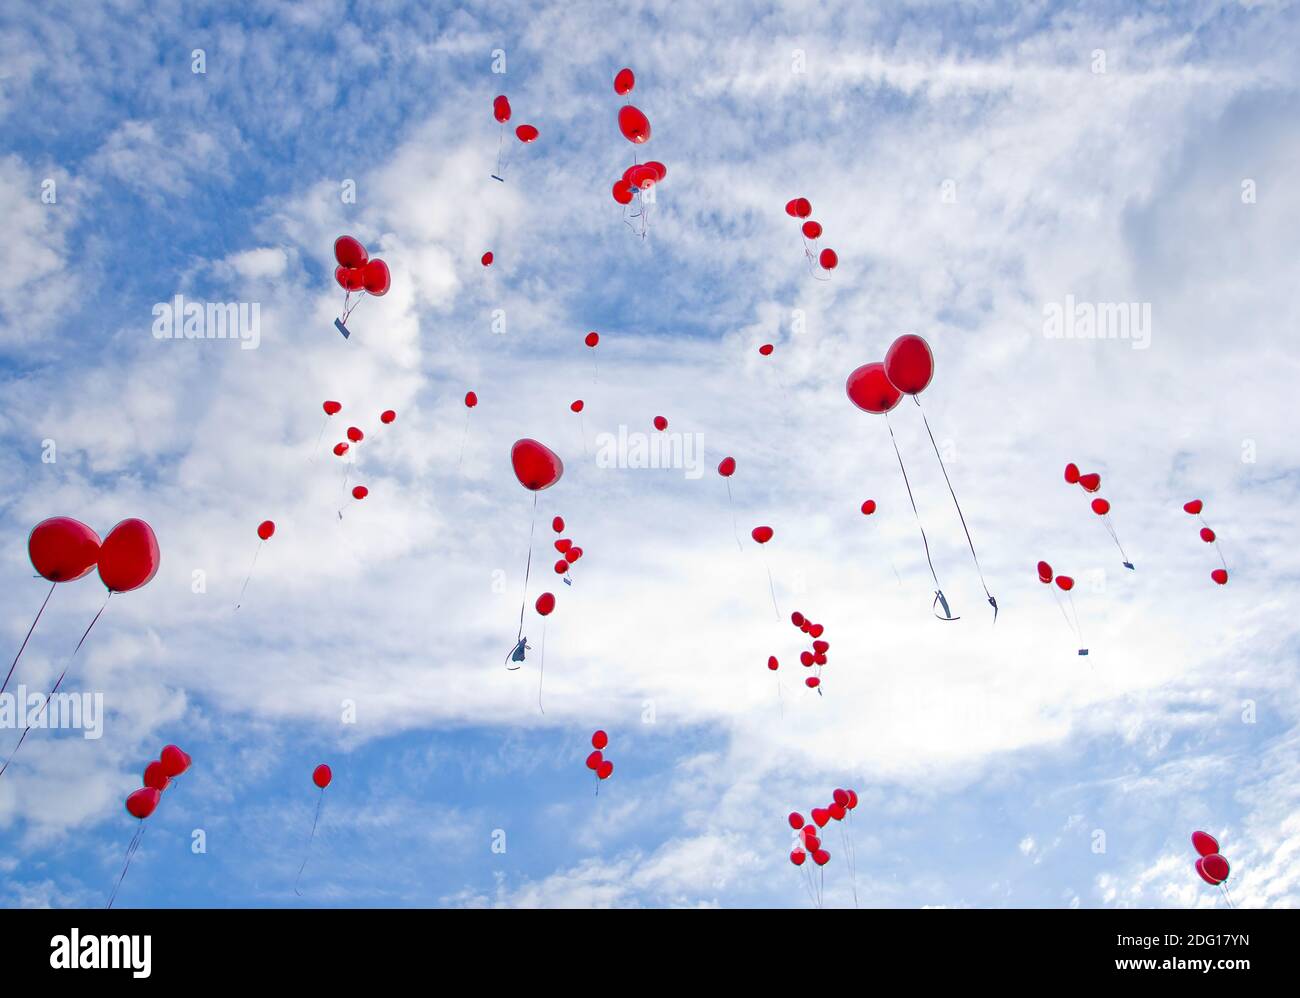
585, 331, 600, 348
125, 787, 161, 820
784, 197, 811, 219
515, 124, 538, 143
846, 790, 858, 809
811, 807, 830, 828
846, 362, 903, 414
767, 656, 779, 671
570, 399, 584, 413
333, 443, 348, 456
1078, 472, 1101, 493
819, 248, 838, 270
313, 764, 332, 789
1201, 527, 1216, 542
511, 438, 564, 491
612, 180, 634, 205
554, 559, 569, 575
339, 267, 365, 292
257, 520, 275, 541
718, 457, 736, 477
1037, 560, 1053, 584
552, 516, 565, 533
813, 639, 829, 654
653, 415, 668, 431
586, 750, 603, 770
361, 259, 390, 296
322, 400, 342, 416
465, 391, 478, 408
861, 499, 877, 515
1201, 853, 1230, 884
380, 409, 396, 424
829, 802, 846, 821
809, 623, 824, 638
812, 848, 830, 866
644, 161, 667, 181
833, 788, 849, 807
1184, 499, 1204, 515
28, 517, 101, 583
334, 235, 368, 268
98, 519, 160, 593
160, 743, 191, 777
1212, 568, 1229, 585
813, 652, 827, 666
801, 220, 822, 239
334, 266, 351, 290
627, 164, 657, 190
791, 612, 805, 627
614, 67, 635, 95
351, 486, 369, 500
481, 252, 494, 267
493, 95, 511, 123
1064, 462, 1080, 484
347, 426, 364, 442
1191, 830, 1219, 857
567, 547, 583, 562
758, 343, 774, 356
591, 730, 609, 750
1091, 498, 1111, 516
143, 760, 169, 792
597, 760, 614, 780
751, 526, 773, 544
884, 334, 935, 395
555, 539, 572, 554
790, 849, 807, 866
800, 651, 814, 667
1056, 575, 1075, 592
617, 105, 651, 144
535, 592, 556, 616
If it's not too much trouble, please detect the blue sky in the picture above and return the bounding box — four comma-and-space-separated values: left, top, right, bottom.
2, 0, 1299, 907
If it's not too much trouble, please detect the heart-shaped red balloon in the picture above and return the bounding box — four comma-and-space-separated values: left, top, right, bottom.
597, 760, 614, 780
98, 519, 160, 593
567, 547, 582, 562
591, 730, 608, 750
511, 439, 564, 492
812, 848, 831, 866
809, 624, 824, 639
555, 539, 572, 554
1211, 569, 1229, 585
257, 520, 275, 541
1064, 463, 1080, 484
1078, 473, 1101, 493
829, 803, 846, 821
813, 640, 829, 654
1091, 498, 1110, 516
751, 526, 773, 544
334, 235, 367, 268
787, 812, 804, 829
125, 787, 161, 820
789, 850, 806, 866
1191, 830, 1219, 857
811, 807, 830, 828
767, 656, 779, 671
861, 499, 877, 515
800, 651, 814, 667
160, 744, 191, 777
617, 105, 651, 144
1037, 560, 1054, 584
586, 750, 603, 770
143, 760, 170, 792
1056, 575, 1075, 592
718, 457, 736, 477
846, 362, 902, 414
535, 592, 555, 616
1201, 527, 1216, 543
884, 334, 935, 395
1201, 853, 1230, 884
322, 400, 342, 416
28, 517, 102, 583
1184, 499, 1204, 515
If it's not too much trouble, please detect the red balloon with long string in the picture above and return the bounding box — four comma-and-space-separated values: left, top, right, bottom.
295, 765, 332, 895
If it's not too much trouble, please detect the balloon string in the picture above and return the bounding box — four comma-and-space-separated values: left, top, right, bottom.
459, 411, 470, 468
1067, 591, 1087, 655
106, 823, 147, 909
0, 593, 110, 780
235, 541, 262, 610
725, 480, 743, 552
293, 788, 326, 896
840, 821, 859, 908
763, 554, 781, 621
515, 493, 538, 644
1099, 513, 1134, 570
1220, 882, 1236, 909
495, 124, 505, 179
2, 582, 55, 697
309, 416, 328, 462
537, 619, 547, 715
915, 400, 996, 620
885, 412, 955, 620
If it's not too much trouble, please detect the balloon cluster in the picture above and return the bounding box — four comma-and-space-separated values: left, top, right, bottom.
111, 744, 190, 907
1191, 830, 1234, 905
1183, 500, 1229, 585
610, 68, 666, 237
1064, 463, 1134, 570
785, 611, 829, 691
332, 236, 390, 337
1036, 560, 1087, 656
585, 729, 614, 787
324, 403, 398, 519
787, 788, 859, 907
551, 515, 585, 584
784, 197, 837, 276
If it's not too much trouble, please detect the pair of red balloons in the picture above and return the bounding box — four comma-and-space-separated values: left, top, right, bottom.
29, 516, 160, 593
1191, 830, 1230, 885
845, 334, 935, 414
333, 236, 390, 297
143, 743, 193, 792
